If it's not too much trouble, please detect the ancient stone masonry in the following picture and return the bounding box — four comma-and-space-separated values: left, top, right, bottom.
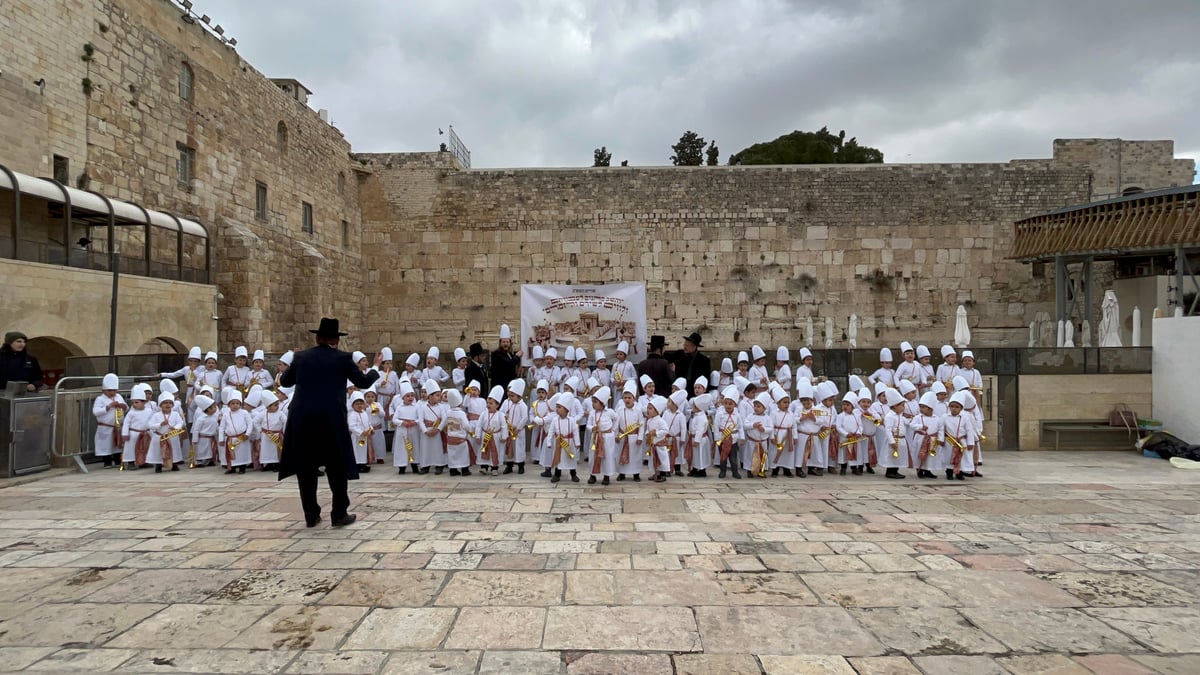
356, 144, 1192, 353
1, 1, 1194, 356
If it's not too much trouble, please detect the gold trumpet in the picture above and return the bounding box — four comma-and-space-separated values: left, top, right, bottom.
404, 437, 414, 463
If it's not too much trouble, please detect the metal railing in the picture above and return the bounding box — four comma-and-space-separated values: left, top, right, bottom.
51, 374, 161, 473
447, 125, 471, 169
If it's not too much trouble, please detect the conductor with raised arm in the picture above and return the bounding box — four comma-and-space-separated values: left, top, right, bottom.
279, 318, 380, 528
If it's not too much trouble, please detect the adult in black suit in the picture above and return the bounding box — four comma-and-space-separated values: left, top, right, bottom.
668, 331, 712, 397
464, 342, 489, 392
489, 323, 522, 391
278, 318, 380, 528
636, 335, 674, 395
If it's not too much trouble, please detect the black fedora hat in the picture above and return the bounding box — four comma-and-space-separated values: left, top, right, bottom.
310, 317, 348, 338
683, 331, 703, 347
649, 335, 667, 350
468, 342, 486, 357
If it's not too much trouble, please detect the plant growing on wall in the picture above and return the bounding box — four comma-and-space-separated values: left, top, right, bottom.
81, 43, 95, 62
81, 77, 94, 96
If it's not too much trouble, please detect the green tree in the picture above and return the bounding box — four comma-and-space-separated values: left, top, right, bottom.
705, 140, 719, 166
670, 130, 705, 166
728, 127, 883, 165
593, 146, 611, 167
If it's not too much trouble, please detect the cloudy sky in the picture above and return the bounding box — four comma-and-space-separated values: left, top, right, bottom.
197, 0, 1200, 171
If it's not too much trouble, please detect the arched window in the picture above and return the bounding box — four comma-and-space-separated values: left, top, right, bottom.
178, 62, 194, 101
277, 121, 288, 153
1122, 186, 1144, 196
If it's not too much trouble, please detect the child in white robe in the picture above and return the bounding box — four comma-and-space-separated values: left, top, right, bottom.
218, 391, 252, 474
417, 380, 446, 474
547, 393, 581, 482
504, 380, 529, 473
476, 386, 508, 476
881, 389, 908, 479
836, 392, 865, 475
256, 391, 285, 471
120, 387, 154, 469
442, 389, 472, 474
911, 392, 944, 479
687, 394, 714, 476
769, 388, 796, 476
222, 346, 253, 397
148, 392, 186, 472
942, 391, 977, 480
611, 341, 636, 393
348, 391, 374, 471
713, 386, 742, 479
613, 381, 644, 481
586, 387, 617, 484
190, 394, 218, 467
868, 348, 896, 388
391, 383, 420, 474
774, 346, 792, 393
92, 373, 127, 468
643, 396, 671, 482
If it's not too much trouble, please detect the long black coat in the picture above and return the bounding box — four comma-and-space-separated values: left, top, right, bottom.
0, 347, 42, 389
277, 344, 379, 481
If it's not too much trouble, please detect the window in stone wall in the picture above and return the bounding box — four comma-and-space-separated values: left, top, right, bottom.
52, 155, 69, 184
302, 201, 313, 234
176, 143, 195, 185
341, 219, 350, 248
255, 182, 268, 221
277, 121, 288, 153
179, 62, 194, 102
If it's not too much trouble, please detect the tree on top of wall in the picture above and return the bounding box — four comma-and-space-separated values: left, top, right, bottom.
670, 131, 706, 166
593, 146, 612, 167
728, 127, 884, 165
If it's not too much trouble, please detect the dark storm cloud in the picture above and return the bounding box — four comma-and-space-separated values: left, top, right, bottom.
196, 0, 1200, 169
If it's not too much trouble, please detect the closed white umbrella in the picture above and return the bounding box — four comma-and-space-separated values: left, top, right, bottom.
825, 317, 834, 349
848, 314, 858, 348
1028, 320, 1037, 348
954, 305, 971, 348
1064, 321, 1075, 347
1057, 320, 1065, 347
1081, 320, 1092, 347
806, 316, 814, 347
1132, 306, 1142, 346
1099, 290, 1123, 347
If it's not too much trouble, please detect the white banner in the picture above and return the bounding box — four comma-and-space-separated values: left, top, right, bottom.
520, 283, 647, 365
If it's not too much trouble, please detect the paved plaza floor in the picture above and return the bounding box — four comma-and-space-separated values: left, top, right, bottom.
0, 451, 1195, 674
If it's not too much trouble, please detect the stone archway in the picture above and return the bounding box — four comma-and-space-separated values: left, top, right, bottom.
25, 335, 87, 386
137, 337, 186, 354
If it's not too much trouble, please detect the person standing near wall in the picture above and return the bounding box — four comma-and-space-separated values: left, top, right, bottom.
667, 332, 711, 397
0, 332, 43, 392
489, 324, 522, 392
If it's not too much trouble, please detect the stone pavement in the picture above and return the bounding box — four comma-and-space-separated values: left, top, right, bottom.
0, 452, 1196, 674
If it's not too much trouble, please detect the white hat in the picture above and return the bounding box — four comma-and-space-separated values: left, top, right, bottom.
135, 383, 153, 398
770, 387, 789, 403
565, 346, 576, 361
721, 358, 733, 374
961, 393, 978, 410
672, 377, 687, 391
594, 386, 612, 405
352, 351, 366, 364
187, 346, 202, 360
252, 349, 265, 362
157, 391, 175, 405
423, 380, 440, 395
260, 390, 279, 407
380, 347, 393, 362
916, 345, 931, 359
639, 374, 653, 387
245, 390, 262, 407
587, 376, 600, 391
857, 388, 873, 402
226, 389, 243, 405
931, 381, 947, 395
941, 345, 956, 358
953, 375, 970, 392
919, 392, 938, 408
898, 380, 918, 396
444, 389, 463, 408
564, 376, 581, 393
205, 351, 218, 362
399, 381, 415, 397
102, 373, 119, 390
693, 393, 714, 410
594, 349, 606, 362
234, 346, 248, 359
545, 347, 558, 359
769, 381, 786, 399
499, 323, 512, 339
695, 374, 709, 389
555, 393, 575, 409
799, 347, 813, 360
575, 347, 588, 362
796, 381, 815, 400
616, 341, 629, 355
842, 392, 858, 405
879, 347, 893, 362
949, 391, 970, 407
752, 392, 772, 408
623, 381, 638, 398
961, 350, 975, 361
874, 382, 889, 396
487, 386, 505, 403
721, 385, 740, 401
901, 341, 914, 354
159, 379, 178, 395
751, 345, 766, 361
193, 394, 215, 411
710, 371, 720, 387
848, 375, 866, 391
509, 379, 527, 397
532, 345, 545, 359
346, 380, 356, 389
349, 391, 366, 405
648, 395, 669, 413
669, 390, 689, 410
776, 346, 789, 361
884, 389, 905, 407
734, 375, 751, 392
406, 353, 421, 368
817, 381, 839, 401
466, 379, 481, 392
454, 347, 467, 361
427, 346, 440, 360
280, 350, 294, 366
737, 351, 749, 364
537, 379, 550, 392
200, 384, 215, 396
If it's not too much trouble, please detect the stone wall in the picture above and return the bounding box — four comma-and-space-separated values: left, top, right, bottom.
1018, 374, 1152, 449
0, 0, 365, 352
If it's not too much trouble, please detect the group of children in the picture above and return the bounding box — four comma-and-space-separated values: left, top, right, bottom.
93, 336, 987, 483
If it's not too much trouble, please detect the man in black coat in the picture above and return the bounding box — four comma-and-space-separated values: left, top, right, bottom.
668, 332, 712, 397
489, 323, 522, 392
636, 335, 674, 395
0, 332, 43, 392
278, 318, 379, 528
464, 342, 489, 392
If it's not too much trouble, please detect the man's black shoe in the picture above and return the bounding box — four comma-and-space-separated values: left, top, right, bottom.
331, 514, 357, 527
